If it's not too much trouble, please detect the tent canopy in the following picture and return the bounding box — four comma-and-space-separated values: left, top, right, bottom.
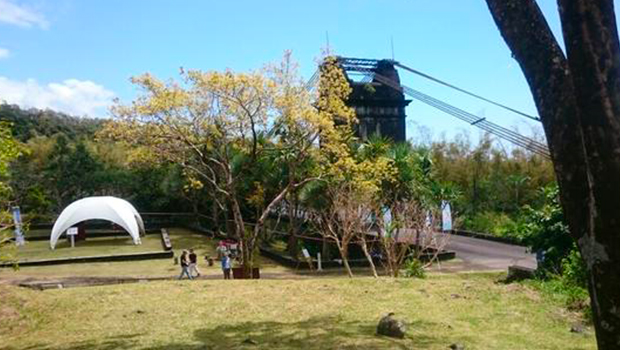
50, 196, 144, 249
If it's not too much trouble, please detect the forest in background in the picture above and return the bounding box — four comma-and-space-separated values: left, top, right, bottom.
1, 99, 586, 312
0, 103, 200, 220
0, 103, 556, 236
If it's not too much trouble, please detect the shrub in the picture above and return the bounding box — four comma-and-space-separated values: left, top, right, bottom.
519, 185, 572, 272
403, 258, 426, 278
462, 211, 520, 239
526, 274, 591, 322
561, 246, 587, 289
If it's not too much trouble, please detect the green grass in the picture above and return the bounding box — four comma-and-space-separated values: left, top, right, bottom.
25, 228, 120, 240
522, 277, 592, 321
3, 228, 288, 279
0, 229, 596, 349
15, 235, 164, 261
0, 273, 595, 350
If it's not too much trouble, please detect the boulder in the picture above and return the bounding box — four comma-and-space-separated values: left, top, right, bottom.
449, 343, 465, 350
242, 338, 258, 345
505, 265, 536, 282
570, 323, 585, 334
376, 312, 406, 339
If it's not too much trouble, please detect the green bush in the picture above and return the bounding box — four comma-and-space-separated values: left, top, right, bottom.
462, 211, 520, 239
403, 258, 426, 278
526, 274, 591, 322
561, 246, 588, 288
519, 185, 572, 272
515, 185, 591, 321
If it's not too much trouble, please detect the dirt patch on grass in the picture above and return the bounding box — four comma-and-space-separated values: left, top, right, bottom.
0, 305, 20, 322
0, 286, 26, 328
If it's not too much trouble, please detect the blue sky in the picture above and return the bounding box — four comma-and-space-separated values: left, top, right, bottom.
0, 0, 615, 145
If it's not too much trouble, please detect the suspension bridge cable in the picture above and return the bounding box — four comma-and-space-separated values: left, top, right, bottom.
402, 86, 550, 157
367, 71, 550, 158
308, 58, 550, 158
336, 57, 541, 122
397, 84, 548, 150
392, 62, 541, 122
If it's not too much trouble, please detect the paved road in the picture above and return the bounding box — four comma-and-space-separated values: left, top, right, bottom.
434, 234, 537, 273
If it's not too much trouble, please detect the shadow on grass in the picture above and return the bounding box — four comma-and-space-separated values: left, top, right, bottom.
189, 316, 441, 350
53, 237, 136, 250
7, 333, 146, 350
5, 316, 443, 350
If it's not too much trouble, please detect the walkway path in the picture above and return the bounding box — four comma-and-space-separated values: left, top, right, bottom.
433, 233, 536, 273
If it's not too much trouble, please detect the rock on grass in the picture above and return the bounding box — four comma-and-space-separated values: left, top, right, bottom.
376, 312, 406, 339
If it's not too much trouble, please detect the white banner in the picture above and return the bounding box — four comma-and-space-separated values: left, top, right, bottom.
441, 201, 452, 232
11, 206, 24, 246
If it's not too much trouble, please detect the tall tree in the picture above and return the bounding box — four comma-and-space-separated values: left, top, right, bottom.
45, 135, 72, 209
0, 122, 20, 264
101, 54, 343, 273
485, 1, 620, 347
44, 136, 100, 209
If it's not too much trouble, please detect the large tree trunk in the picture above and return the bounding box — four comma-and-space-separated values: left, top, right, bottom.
485, 0, 620, 347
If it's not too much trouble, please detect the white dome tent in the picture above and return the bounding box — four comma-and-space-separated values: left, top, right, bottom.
50, 196, 145, 249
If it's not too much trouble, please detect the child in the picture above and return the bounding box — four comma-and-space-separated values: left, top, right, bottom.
221, 253, 232, 280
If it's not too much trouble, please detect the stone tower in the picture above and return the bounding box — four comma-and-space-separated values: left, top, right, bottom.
347, 60, 410, 142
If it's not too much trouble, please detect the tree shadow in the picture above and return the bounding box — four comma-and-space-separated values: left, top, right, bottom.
168, 316, 440, 350
4, 333, 145, 350
3, 317, 444, 350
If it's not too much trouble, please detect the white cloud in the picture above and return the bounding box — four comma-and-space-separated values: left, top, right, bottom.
0, 47, 9, 58
0, 0, 49, 29
0, 77, 115, 117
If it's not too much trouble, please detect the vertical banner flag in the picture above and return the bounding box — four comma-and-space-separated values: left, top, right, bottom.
441, 201, 452, 232
382, 207, 392, 237
11, 206, 24, 246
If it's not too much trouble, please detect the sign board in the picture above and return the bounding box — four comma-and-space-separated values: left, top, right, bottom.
441, 201, 452, 232
301, 248, 311, 259
160, 228, 172, 250
11, 206, 24, 246
67, 227, 78, 248
300, 248, 314, 271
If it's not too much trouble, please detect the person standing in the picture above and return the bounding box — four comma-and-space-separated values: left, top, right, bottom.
216, 241, 228, 259
188, 248, 201, 278
178, 250, 193, 280
221, 253, 232, 280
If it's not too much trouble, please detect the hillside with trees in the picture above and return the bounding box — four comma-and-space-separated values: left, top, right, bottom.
0, 56, 585, 344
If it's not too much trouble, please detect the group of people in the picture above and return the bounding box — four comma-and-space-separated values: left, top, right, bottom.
178, 241, 234, 280
178, 248, 201, 280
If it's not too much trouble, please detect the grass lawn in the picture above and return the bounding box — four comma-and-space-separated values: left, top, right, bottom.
2, 228, 288, 280
15, 235, 164, 261
0, 273, 595, 350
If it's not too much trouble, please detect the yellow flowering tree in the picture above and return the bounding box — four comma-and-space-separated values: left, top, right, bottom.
100, 53, 327, 273
309, 57, 396, 277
